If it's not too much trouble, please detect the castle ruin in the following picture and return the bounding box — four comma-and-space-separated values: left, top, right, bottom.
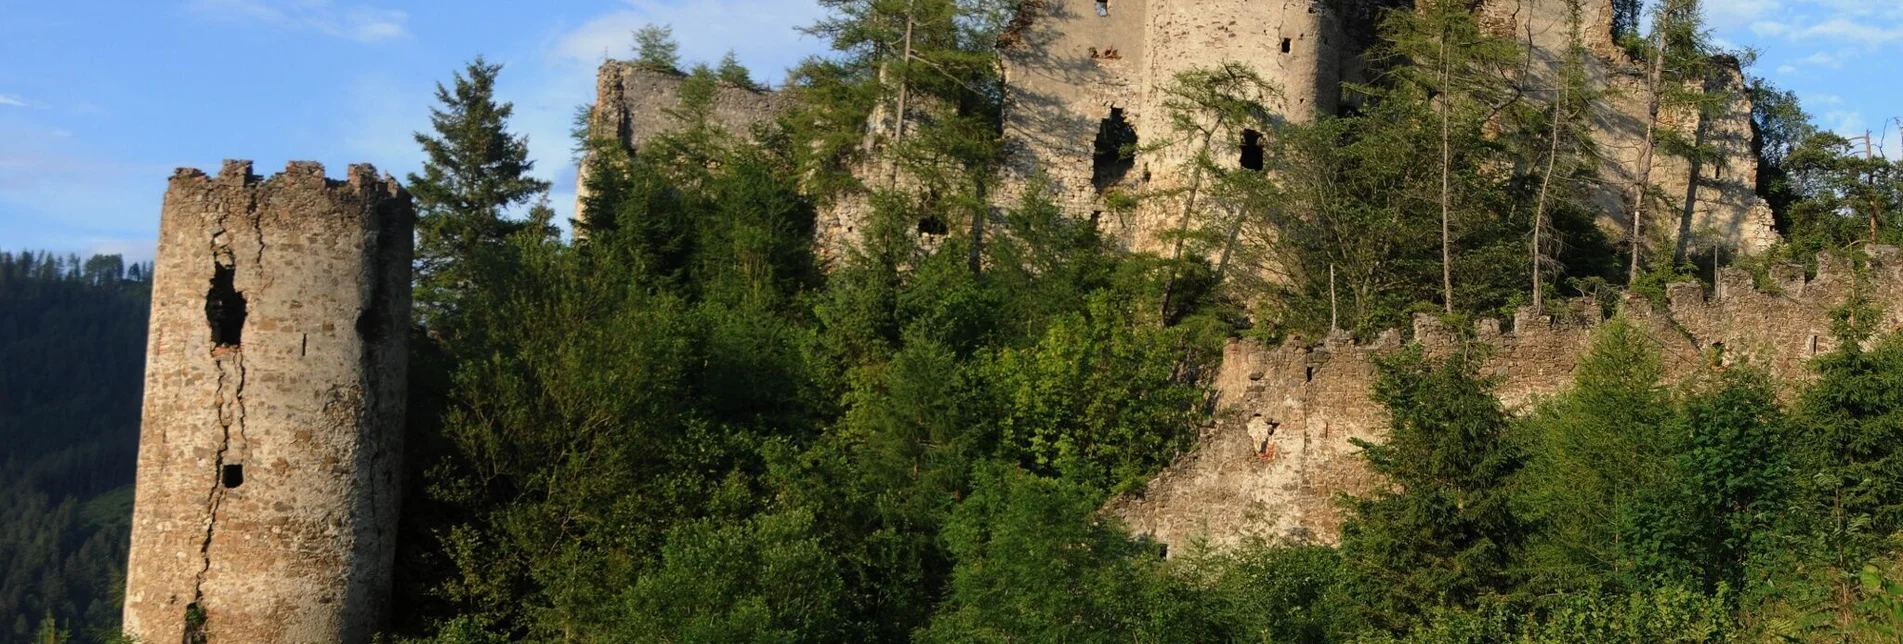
998, 0, 1778, 256
1111, 248, 1903, 549
578, 0, 1778, 263
123, 161, 413, 643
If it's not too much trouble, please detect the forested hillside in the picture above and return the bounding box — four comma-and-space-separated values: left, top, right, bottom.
0, 252, 149, 643
380, 1, 1903, 641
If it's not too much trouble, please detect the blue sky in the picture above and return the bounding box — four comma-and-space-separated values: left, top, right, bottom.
1, 0, 1898, 262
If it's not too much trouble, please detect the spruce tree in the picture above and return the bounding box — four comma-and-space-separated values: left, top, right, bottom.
1339, 346, 1528, 632
633, 24, 681, 73
1516, 316, 1679, 592
408, 57, 550, 331
715, 51, 760, 90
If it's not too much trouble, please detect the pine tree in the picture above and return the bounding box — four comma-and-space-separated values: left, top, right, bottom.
714, 51, 760, 90
1516, 316, 1679, 592
633, 24, 681, 73
408, 57, 551, 332
1339, 346, 1528, 631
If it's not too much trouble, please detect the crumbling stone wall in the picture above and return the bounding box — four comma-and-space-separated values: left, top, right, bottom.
997, 0, 1777, 257
1111, 247, 1903, 551
574, 62, 791, 227
1478, 0, 1778, 255
123, 160, 413, 644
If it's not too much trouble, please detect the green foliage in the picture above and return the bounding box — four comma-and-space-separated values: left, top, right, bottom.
620, 509, 848, 642
716, 51, 762, 90
0, 251, 148, 644
1339, 347, 1528, 632
408, 57, 552, 333
1786, 332, 1903, 569
988, 292, 1207, 493
1517, 317, 1681, 592
633, 24, 681, 73
1361, 587, 1739, 644
915, 463, 1225, 643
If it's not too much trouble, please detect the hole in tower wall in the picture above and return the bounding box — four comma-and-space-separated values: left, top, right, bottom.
1281, 38, 1292, 53
1240, 129, 1265, 171
1092, 108, 1138, 192
1096, 0, 1109, 17
917, 216, 948, 235
205, 264, 247, 348
221, 463, 244, 488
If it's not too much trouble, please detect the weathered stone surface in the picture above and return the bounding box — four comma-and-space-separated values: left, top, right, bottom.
574, 62, 791, 227
1111, 248, 1903, 551
1478, 0, 1778, 255
998, 0, 1777, 257
999, 0, 1357, 255
123, 160, 413, 644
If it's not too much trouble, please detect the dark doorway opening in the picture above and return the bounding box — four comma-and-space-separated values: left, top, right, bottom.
917, 216, 948, 235
206, 264, 247, 348
221, 463, 244, 488
1281, 38, 1293, 53
1092, 108, 1138, 191
1240, 129, 1265, 171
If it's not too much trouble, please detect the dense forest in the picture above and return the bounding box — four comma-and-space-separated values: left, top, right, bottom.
0, 253, 149, 644
8, 0, 1903, 642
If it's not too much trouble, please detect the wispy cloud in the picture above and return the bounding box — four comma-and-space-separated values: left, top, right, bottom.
0, 94, 41, 108
185, 0, 409, 43
553, 0, 828, 83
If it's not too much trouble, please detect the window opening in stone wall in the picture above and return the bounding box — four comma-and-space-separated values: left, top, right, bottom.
1240, 129, 1265, 171
917, 216, 948, 235
1092, 108, 1138, 192
1097, 0, 1109, 17
1281, 38, 1292, 53
222, 463, 244, 488
206, 264, 247, 347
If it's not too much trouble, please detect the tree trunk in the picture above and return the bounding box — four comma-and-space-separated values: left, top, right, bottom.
1440, 25, 1455, 314
887, 1, 915, 188
1629, 15, 1667, 285
1533, 101, 1562, 315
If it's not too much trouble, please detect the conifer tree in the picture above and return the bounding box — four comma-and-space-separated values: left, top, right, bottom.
408, 57, 550, 332
715, 50, 760, 90
1516, 317, 1679, 592
1339, 346, 1528, 631
633, 24, 681, 73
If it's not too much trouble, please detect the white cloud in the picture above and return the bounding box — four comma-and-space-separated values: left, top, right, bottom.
1708, 0, 1785, 29
1788, 17, 1903, 46
0, 95, 28, 108
1797, 50, 1845, 67
553, 0, 829, 84
185, 0, 409, 43
1776, 64, 1798, 74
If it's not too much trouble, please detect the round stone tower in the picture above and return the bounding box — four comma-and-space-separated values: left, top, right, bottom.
122, 160, 413, 643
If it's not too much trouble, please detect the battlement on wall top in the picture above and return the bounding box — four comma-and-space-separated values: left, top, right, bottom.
1301, 247, 1900, 356
169, 159, 406, 198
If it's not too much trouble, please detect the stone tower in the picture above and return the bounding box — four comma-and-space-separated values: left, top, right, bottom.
997, 0, 1354, 254
123, 160, 413, 643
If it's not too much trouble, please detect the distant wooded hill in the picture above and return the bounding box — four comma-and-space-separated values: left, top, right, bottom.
1, 252, 149, 643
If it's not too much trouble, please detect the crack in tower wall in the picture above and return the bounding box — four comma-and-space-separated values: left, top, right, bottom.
123, 160, 413, 644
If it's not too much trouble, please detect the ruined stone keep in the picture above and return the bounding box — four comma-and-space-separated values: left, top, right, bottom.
579, 0, 1777, 263
998, 0, 1778, 256
123, 160, 413, 644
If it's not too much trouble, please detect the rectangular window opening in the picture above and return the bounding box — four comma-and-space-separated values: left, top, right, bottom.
221, 463, 244, 489
1280, 38, 1292, 53
1097, 0, 1109, 17
1092, 107, 1139, 191
206, 264, 247, 348
1240, 129, 1265, 171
